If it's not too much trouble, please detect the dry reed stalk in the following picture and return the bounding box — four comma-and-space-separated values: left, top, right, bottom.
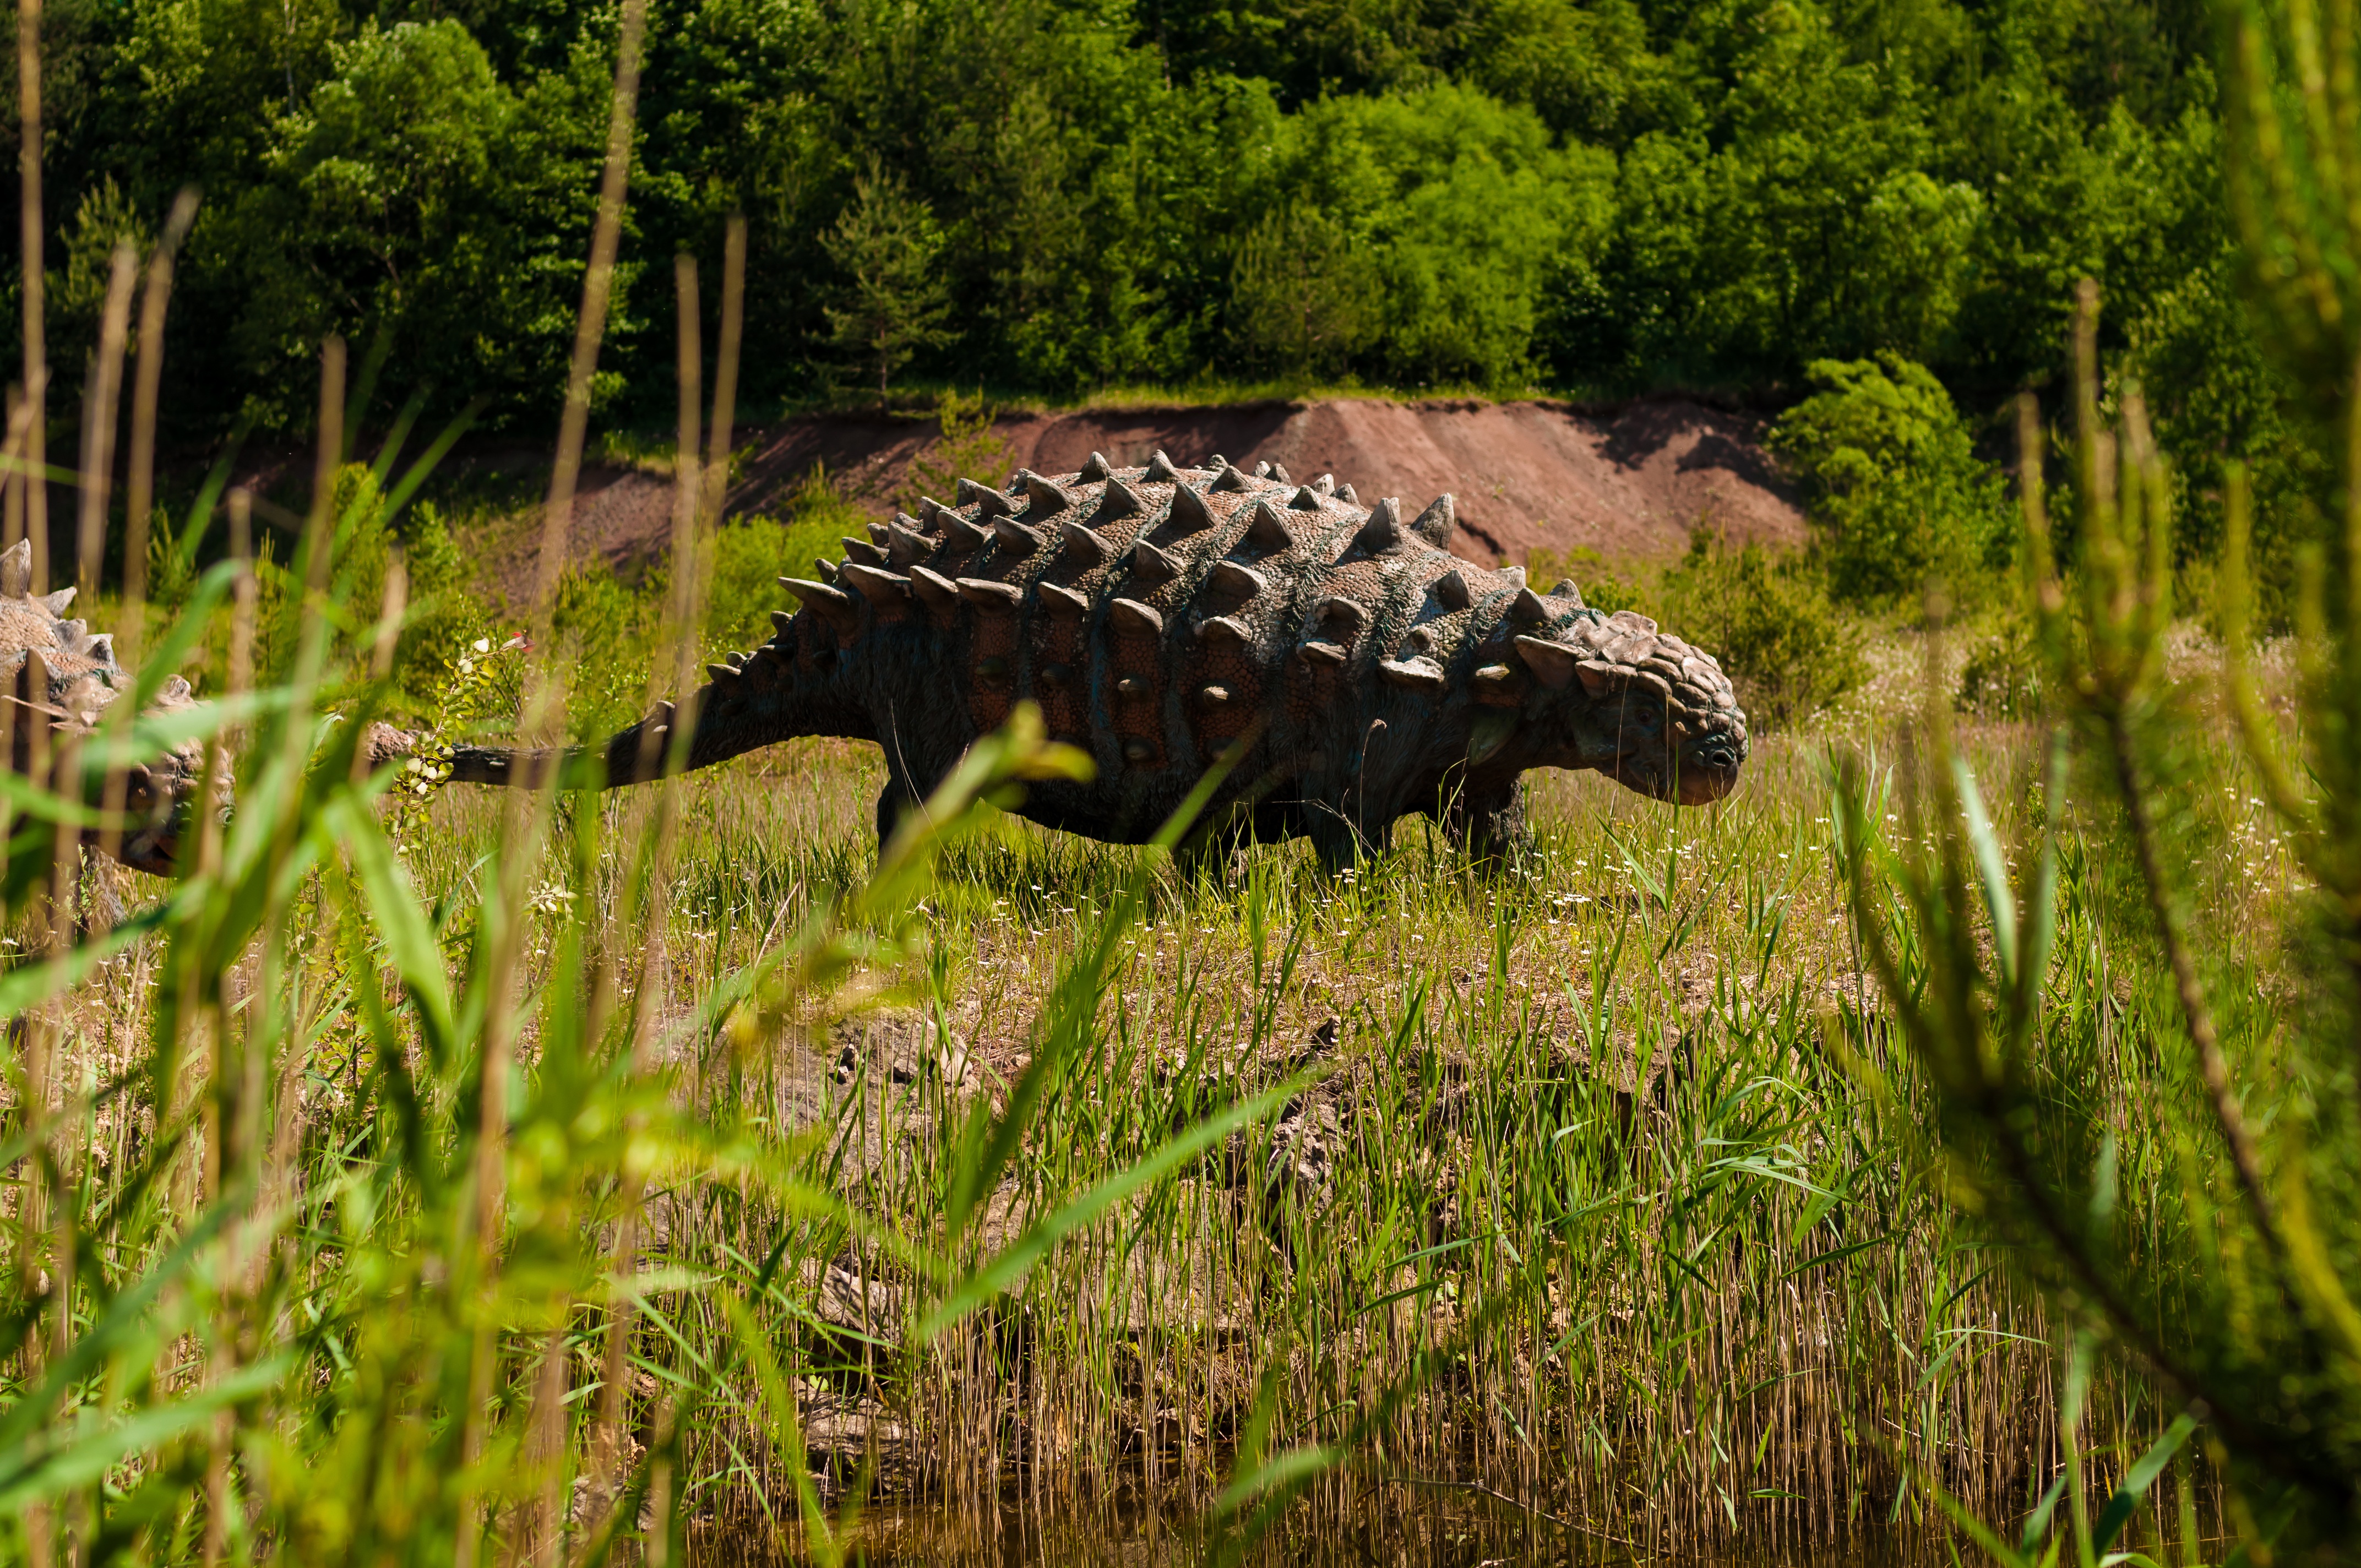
225, 490, 253, 727
15, 0, 41, 595
205, 348, 346, 1561
302, 340, 343, 596
122, 188, 201, 660
516, 1343, 572, 1568
0, 372, 34, 908
171, 489, 252, 1223
4, 384, 19, 554
188, 497, 252, 1567
525, 0, 648, 645
647, 249, 701, 784
698, 214, 744, 567
11, 692, 53, 1568
75, 244, 134, 606
21, 726, 77, 1564
74, 245, 138, 879
461, 6, 650, 1556
352, 559, 406, 785
582, 238, 739, 1549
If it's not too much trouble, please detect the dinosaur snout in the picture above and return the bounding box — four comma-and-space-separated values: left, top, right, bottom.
1676, 751, 1742, 804
1673, 725, 1748, 804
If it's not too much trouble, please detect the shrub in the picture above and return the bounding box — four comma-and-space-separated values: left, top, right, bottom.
546, 560, 651, 741
673, 467, 863, 660
2120, 256, 2326, 620
257, 461, 394, 686
698, 509, 848, 662
1656, 529, 1864, 730
1955, 608, 2044, 719
1227, 205, 1383, 379
1523, 543, 1647, 617
395, 499, 500, 720
1770, 353, 2013, 608
899, 390, 1015, 513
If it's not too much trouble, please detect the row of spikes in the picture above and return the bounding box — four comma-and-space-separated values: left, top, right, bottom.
929, 449, 1348, 513
779, 483, 1477, 644
823, 470, 1454, 589
1, 537, 113, 666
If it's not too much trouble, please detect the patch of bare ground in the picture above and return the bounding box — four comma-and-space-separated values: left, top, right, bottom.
423, 396, 1800, 604
737, 395, 1803, 563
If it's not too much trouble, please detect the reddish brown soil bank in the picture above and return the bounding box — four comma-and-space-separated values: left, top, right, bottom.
737, 396, 1802, 564
496, 396, 1802, 598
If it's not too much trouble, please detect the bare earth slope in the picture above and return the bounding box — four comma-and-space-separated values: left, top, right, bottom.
743, 395, 1802, 563
481, 396, 1799, 598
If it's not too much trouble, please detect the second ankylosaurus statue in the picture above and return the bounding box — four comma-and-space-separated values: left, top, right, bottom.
444, 453, 1751, 866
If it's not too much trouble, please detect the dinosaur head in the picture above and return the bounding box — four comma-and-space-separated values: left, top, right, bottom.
1510, 606, 1750, 805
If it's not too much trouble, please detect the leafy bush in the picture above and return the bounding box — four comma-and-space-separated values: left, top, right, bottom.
2120, 255, 2326, 620
547, 560, 650, 740
1770, 353, 2013, 608
1656, 530, 1865, 731
1270, 83, 1614, 388
1227, 205, 1381, 378
211, 18, 610, 426
1955, 609, 2044, 720
697, 499, 852, 663
502, 467, 874, 740
395, 499, 499, 719
255, 462, 394, 685
1522, 543, 1646, 617
899, 390, 1015, 513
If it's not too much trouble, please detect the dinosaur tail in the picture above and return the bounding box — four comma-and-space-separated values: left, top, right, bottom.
409, 628, 875, 791
429, 684, 752, 790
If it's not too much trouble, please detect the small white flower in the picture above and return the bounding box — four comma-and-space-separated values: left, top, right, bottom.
472, 638, 491, 654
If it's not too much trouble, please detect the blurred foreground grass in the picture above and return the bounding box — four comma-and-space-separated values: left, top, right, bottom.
4, 622, 2285, 1561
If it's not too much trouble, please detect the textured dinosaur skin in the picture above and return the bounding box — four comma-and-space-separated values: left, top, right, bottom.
0, 538, 204, 874
443, 455, 1750, 865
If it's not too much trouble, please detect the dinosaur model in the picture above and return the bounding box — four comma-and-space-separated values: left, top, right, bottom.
435, 454, 1749, 867
0, 538, 204, 874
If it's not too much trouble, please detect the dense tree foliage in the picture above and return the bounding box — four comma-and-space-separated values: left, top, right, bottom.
3, 0, 2251, 445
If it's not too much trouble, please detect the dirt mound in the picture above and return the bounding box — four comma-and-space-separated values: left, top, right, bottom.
736, 395, 1803, 564
470, 395, 1800, 601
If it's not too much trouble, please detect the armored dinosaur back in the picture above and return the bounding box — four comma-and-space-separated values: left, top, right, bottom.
443, 453, 1750, 865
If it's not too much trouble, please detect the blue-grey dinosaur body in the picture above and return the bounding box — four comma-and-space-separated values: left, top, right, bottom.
446, 455, 1750, 863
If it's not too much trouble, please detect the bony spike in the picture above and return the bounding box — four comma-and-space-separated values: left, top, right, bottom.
1410, 494, 1455, 547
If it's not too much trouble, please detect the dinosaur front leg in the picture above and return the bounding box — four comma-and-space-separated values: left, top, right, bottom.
873, 774, 922, 857
1441, 776, 1533, 870
1304, 809, 1368, 879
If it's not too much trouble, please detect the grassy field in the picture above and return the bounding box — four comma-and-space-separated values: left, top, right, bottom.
3, 597, 2270, 1562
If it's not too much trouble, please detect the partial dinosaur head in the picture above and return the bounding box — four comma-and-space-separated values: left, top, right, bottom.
1510, 600, 1750, 805
0, 538, 209, 873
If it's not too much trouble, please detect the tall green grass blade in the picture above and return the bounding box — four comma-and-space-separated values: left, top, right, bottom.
2091, 1414, 2200, 1553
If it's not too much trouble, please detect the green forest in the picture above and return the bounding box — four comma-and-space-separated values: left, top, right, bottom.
19, 0, 2250, 422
